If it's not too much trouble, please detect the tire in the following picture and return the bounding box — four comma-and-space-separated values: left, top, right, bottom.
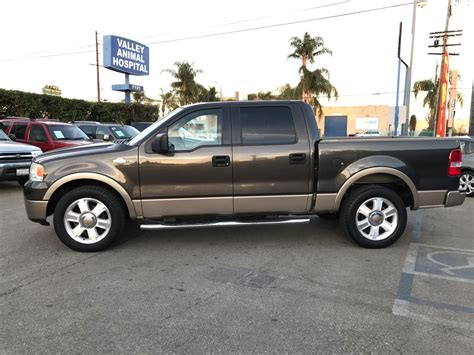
459, 171, 474, 197
317, 213, 339, 220
53, 185, 126, 252
339, 185, 407, 248
17, 177, 28, 186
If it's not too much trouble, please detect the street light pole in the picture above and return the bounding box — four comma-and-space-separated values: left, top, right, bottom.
404, 0, 419, 136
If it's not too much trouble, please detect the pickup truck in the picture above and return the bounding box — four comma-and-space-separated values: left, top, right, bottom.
0, 129, 42, 185
23, 101, 465, 252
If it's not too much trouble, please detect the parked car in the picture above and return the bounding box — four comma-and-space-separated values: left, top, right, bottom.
355, 130, 381, 137
71, 121, 140, 143
131, 122, 153, 132
457, 136, 474, 196
24, 101, 465, 252
0, 129, 42, 185
0, 117, 92, 152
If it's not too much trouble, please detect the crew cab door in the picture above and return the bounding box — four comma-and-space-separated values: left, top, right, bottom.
231, 103, 311, 214
138, 106, 232, 218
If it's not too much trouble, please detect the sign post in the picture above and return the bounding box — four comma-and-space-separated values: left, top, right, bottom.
103, 35, 150, 103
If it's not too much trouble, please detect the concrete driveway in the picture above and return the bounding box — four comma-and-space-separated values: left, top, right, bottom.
0, 182, 473, 352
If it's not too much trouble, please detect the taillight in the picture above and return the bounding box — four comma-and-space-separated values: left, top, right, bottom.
448, 149, 462, 176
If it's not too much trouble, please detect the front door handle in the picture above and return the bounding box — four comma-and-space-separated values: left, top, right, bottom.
289, 153, 307, 165
212, 155, 230, 167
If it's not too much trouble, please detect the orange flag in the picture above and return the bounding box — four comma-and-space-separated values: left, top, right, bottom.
436, 50, 449, 137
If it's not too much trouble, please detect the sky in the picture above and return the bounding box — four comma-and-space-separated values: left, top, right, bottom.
1, 0, 473, 123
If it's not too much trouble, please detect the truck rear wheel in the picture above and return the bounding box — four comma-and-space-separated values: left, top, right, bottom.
53, 186, 126, 252
339, 185, 407, 248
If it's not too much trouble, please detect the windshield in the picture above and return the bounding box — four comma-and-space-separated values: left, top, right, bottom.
128, 108, 184, 145
0, 130, 8, 140
110, 125, 140, 139
48, 125, 89, 140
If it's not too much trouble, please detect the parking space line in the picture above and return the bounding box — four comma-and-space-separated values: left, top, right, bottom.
393, 299, 474, 331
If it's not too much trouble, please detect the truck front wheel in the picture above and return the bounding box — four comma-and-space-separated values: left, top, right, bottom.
53, 186, 126, 252
339, 185, 407, 248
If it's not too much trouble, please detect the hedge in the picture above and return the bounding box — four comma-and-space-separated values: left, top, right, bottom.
0, 88, 159, 124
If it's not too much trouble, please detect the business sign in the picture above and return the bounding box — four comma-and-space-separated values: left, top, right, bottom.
356, 117, 379, 130
103, 35, 149, 76
111, 84, 144, 92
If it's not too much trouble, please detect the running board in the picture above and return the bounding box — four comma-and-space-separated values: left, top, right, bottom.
140, 218, 311, 230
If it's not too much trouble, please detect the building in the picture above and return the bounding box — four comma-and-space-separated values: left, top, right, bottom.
319, 105, 406, 136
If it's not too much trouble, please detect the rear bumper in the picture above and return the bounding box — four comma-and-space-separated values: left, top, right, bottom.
444, 190, 465, 207
24, 199, 49, 224
418, 190, 465, 209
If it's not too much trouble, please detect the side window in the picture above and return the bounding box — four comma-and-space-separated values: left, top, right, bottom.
79, 125, 96, 137
240, 106, 296, 145
168, 109, 222, 151
95, 126, 109, 140
11, 123, 28, 140
28, 124, 49, 142
468, 142, 474, 154
0, 121, 9, 133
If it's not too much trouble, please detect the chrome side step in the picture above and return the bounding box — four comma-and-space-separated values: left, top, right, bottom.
140, 218, 310, 230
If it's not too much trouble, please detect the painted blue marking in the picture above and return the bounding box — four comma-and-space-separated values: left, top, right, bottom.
411, 210, 423, 242
396, 272, 414, 300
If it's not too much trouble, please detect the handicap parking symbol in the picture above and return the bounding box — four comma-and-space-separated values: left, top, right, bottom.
414, 246, 474, 281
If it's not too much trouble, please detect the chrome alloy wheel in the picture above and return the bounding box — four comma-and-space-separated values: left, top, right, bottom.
63, 198, 112, 244
355, 197, 398, 241
459, 173, 474, 195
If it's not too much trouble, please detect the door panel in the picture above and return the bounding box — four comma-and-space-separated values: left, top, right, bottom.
232, 104, 311, 213
138, 107, 232, 218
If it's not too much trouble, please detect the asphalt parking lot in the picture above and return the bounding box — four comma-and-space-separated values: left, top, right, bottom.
0, 181, 473, 353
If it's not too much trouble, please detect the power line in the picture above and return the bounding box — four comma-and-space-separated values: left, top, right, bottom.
0, 2, 411, 62
145, 2, 412, 45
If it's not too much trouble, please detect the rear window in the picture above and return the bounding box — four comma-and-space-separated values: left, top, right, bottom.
11, 123, 28, 140
47, 125, 89, 140
240, 106, 296, 145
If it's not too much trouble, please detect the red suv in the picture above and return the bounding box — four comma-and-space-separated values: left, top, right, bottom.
0, 117, 92, 152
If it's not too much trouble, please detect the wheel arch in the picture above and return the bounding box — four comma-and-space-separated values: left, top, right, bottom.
44, 173, 138, 218
335, 167, 419, 210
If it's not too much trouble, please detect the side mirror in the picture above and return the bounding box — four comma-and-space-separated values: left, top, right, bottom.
8, 134, 16, 141
152, 133, 170, 153
103, 134, 113, 141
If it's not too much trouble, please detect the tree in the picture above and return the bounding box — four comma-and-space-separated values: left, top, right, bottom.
288, 32, 337, 117
288, 32, 332, 68
409, 115, 417, 135
297, 67, 338, 118
413, 79, 438, 130
278, 84, 299, 100
159, 89, 175, 117
162, 61, 203, 105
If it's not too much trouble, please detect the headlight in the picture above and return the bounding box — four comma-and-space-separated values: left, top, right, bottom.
30, 162, 45, 182
31, 150, 42, 157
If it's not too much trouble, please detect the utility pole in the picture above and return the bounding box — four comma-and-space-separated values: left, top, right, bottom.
435, 0, 452, 137
95, 31, 101, 102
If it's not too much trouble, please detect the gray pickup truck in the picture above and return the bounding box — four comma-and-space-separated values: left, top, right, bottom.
24, 101, 465, 252
0, 129, 42, 185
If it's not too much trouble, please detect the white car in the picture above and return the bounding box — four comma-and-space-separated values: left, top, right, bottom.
355, 130, 381, 137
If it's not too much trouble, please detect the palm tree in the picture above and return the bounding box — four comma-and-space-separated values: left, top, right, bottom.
413, 79, 438, 130
297, 67, 338, 118
162, 61, 203, 105
159, 89, 175, 117
288, 32, 337, 117
413, 75, 463, 130
288, 32, 332, 68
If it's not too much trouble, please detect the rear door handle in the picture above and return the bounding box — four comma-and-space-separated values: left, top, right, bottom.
289, 153, 307, 165
212, 155, 230, 167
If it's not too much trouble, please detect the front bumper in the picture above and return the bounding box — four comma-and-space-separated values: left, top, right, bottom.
0, 161, 31, 181
24, 199, 49, 225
